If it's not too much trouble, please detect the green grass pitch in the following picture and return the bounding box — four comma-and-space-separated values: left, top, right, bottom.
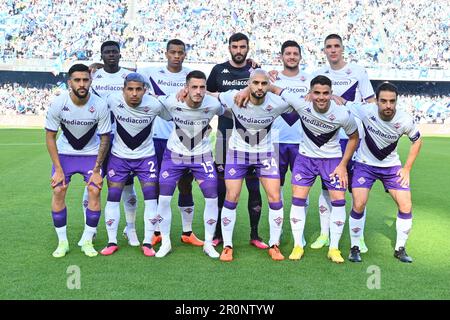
0, 128, 449, 300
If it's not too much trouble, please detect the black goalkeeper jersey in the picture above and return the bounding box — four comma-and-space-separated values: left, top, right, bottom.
206, 60, 254, 137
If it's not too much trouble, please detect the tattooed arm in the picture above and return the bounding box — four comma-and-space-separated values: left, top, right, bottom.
87, 133, 110, 189
94, 133, 110, 172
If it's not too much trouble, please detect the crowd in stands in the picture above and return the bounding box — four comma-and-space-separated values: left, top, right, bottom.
1, 82, 448, 124
0, 0, 449, 121
398, 95, 450, 124
0, 0, 126, 61
0, 82, 61, 116
0, 0, 448, 69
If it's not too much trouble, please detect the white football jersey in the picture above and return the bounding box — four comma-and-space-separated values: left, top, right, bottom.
45, 92, 111, 155
159, 94, 224, 156
347, 102, 421, 167
219, 90, 291, 153
281, 91, 358, 158
107, 92, 166, 159
91, 67, 133, 133
313, 62, 374, 139
137, 66, 191, 139
91, 68, 132, 99
272, 71, 311, 144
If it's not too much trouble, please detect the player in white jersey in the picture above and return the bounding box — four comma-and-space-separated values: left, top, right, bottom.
310, 34, 376, 253
208, 33, 268, 250
100, 73, 167, 257
341, 82, 422, 263
91, 42, 132, 98
273, 41, 311, 190
154, 71, 224, 258
268, 75, 359, 263
214, 69, 293, 262
78, 41, 140, 248
45, 64, 111, 258
137, 40, 204, 248
271, 41, 311, 247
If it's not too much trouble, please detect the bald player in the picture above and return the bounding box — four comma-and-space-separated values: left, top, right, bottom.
214, 69, 292, 262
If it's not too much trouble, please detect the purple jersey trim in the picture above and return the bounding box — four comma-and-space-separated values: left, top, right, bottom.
61, 122, 98, 150
232, 110, 273, 146
363, 124, 398, 161
409, 131, 421, 142
364, 94, 375, 101
115, 118, 154, 150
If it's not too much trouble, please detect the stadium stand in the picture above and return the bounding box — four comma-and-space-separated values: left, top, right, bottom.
0, 0, 448, 121
1, 0, 448, 68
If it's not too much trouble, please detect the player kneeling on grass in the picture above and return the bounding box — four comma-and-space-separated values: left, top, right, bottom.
45, 64, 111, 258
340, 82, 422, 263
154, 71, 224, 258
101, 73, 168, 257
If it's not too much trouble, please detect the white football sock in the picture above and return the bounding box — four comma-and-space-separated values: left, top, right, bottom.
290, 204, 306, 247
179, 205, 194, 232
203, 197, 218, 244
82, 187, 89, 223
221, 206, 236, 248
80, 225, 97, 243
122, 184, 137, 230
360, 207, 367, 237
143, 198, 159, 244
350, 198, 367, 239
156, 196, 172, 246
349, 211, 364, 248
55, 226, 68, 242
318, 190, 331, 236
268, 207, 284, 247
104, 201, 120, 244
395, 215, 412, 250
329, 205, 346, 249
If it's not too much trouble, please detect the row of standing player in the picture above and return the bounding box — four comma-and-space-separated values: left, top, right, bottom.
203, 33, 420, 263
47, 34, 421, 263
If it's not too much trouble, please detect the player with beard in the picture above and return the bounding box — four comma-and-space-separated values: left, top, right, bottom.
207, 33, 268, 250
214, 69, 292, 261
341, 82, 422, 263
154, 71, 224, 258
45, 64, 111, 258
235, 75, 359, 263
